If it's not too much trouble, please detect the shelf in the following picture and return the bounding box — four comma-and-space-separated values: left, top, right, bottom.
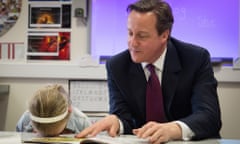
0, 62, 106, 80
1, 63, 240, 82
213, 66, 240, 83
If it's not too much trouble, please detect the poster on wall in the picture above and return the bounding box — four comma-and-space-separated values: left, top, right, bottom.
28, 3, 71, 28
27, 32, 70, 60
29, 0, 71, 1
0, 0, 22, 37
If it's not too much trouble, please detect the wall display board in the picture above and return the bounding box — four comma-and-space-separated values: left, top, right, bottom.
27, 0, 72, 61
69, 80, 109, 124
0, 1, 22, 37
69, 80, 109, 112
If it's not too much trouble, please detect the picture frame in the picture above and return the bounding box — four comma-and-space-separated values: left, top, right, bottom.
28, 3, 71, 28
27, 32, 70, 60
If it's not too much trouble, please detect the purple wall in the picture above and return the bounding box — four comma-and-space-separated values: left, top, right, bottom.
91, 0, 239, 58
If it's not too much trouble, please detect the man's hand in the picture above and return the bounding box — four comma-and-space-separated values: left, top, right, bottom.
75, 114, 120, 138
133, 121, 182, 144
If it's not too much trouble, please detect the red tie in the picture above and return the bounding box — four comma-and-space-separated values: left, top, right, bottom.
146, 64, 165, 122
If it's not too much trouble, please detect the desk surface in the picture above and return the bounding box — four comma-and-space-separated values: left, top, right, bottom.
0, 131, 240, 144
168, 139, 240, 144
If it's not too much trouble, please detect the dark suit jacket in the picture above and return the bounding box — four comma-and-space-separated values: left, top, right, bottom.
105, 37, 222, 140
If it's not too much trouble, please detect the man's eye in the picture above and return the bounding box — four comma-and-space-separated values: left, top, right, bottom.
128, 32, 133, 36
138, 35, 148, 39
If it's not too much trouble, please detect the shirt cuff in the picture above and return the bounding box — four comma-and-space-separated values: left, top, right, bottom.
175, 121, 195, 141
118, 119, 124, 135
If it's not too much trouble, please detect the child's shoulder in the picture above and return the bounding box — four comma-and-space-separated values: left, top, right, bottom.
21, 111, 32, 121
71, 107, 88, 118
16, 111, 33, 132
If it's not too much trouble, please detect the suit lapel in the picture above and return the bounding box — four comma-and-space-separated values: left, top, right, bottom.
162, 40, 182, 117
129, 62, 147, 120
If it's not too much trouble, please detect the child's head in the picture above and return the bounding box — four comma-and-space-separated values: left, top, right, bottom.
29, 84, 71, 137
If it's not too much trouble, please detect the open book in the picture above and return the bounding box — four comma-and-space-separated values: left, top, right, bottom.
22, 133, 148, 144
21, 133, 82, 144
80, 135, 148, 144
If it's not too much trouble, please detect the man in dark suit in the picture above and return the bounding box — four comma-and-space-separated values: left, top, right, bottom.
76, 0, 222, 143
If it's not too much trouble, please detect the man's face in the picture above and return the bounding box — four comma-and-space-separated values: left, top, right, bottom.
127, 10, 168, 63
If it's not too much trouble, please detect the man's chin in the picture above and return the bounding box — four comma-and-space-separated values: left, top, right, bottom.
131, 57, 143, 63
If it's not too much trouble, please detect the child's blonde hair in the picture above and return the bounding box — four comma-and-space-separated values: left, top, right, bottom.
29, 84, 71, 136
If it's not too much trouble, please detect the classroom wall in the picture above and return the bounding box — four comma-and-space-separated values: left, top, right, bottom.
218, 83, 240, 139
0, 0, 240, 140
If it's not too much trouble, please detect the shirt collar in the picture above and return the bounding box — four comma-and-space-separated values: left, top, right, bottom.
142, 47, 167, 72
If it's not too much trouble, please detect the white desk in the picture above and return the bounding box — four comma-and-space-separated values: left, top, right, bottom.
168, 139, 240, 144
1, 131, 240, 144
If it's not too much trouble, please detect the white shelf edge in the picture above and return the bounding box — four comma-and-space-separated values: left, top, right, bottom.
1, 63, 240, 82
0, 63, 107, 80
213, 66, 240, 83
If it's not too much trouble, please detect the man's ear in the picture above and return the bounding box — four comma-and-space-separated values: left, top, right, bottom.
161, 29, 170, 40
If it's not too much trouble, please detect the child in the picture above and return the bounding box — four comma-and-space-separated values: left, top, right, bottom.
16, 84, 91, 137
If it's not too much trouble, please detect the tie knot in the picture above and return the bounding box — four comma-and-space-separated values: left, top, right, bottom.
147, 64, 155, 74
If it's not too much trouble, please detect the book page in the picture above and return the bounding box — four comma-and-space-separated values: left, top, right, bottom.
22, 133, 83, 144
80, 135, 148, 144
